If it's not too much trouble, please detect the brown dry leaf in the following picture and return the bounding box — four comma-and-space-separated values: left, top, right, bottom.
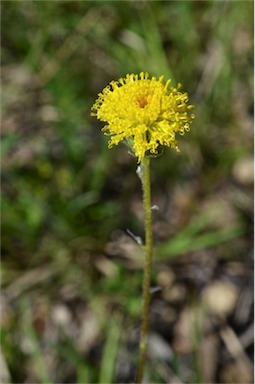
219, 360, 253, 384
75, 309, 100, 353
220, 325, 253, 374
105, 231, 143, 267
156, 267, 175, 289
173, 306, 205, 354
95, 256, 119, 278
51, 303, 72, 328
202, 280, 238, 318
162, 283, 186, 304
232, 156, 254, 185
200, 334, 220, 383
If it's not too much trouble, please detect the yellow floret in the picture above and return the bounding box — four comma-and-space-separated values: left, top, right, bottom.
91, 72, 195, 163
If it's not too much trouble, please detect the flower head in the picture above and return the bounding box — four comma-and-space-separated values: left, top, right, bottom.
91, 72, 195, 162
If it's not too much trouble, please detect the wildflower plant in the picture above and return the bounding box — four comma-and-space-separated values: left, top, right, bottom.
92, 72, 195, 382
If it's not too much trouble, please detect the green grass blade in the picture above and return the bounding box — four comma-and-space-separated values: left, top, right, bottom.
98, 316, 121, 384
156, 224, 245, 260
20, 300, 52, 384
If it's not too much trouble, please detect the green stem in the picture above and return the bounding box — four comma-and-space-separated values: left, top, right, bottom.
136, 156, 153, 383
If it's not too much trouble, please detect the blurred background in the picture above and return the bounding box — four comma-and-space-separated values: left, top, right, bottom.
1, 1, 254, 383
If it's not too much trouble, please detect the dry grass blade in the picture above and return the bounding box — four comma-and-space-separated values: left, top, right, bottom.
220, 325, 253, 380
5, 262, 67, 301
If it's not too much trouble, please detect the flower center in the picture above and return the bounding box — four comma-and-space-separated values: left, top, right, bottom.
137, 95, 148, 108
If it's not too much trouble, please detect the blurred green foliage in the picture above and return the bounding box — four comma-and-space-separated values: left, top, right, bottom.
1, 1, 253, 383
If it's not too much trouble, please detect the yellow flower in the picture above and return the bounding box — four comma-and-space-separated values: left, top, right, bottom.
91, 72, 195, 163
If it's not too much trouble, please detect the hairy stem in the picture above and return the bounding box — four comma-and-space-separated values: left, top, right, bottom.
136, 156, 153, 383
